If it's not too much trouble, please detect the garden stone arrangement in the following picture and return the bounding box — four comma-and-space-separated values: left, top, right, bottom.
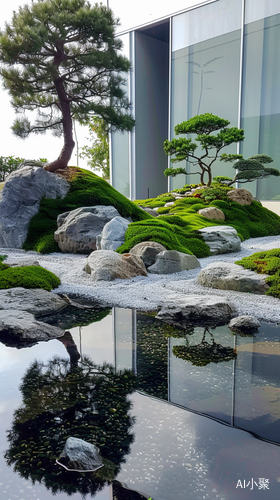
0, 164, 279, 343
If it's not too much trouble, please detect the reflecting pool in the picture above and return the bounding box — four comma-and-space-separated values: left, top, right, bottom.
1, 306, 280, 500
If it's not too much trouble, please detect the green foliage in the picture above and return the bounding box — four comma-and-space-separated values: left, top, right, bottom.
0, 0, 134, 170
116, 217, 211, 258
164, 167, 186, 177
235, 248, 280, 299
80, 117, 109, 179
0, 266, 60, 291
196, 184, 233, 203
23, 168, 151, 252
213, 176, 233, 183
135, 194, 174, 208
164, 113, 244, 186
222, 153, 280, 185
0, 156, 24, 182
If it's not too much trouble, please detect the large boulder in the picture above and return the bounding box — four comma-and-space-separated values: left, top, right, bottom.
0, 166, 70, 248
57, 437, 103, 472
148, 250, 200, 274
129, 241, 167, 268
198, 262, 269, 294
0, 309, 65, 341
198, 207, 225, 220
156, 293, 234, 327
198, 225, 241, 254
0, 287, 68, 315
227, 188, 253, 205
96, 216, 129, 251
84, 250, 148, 281
54, 206, 120, 253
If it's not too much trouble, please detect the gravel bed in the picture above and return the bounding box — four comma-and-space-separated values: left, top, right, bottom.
2, 234, 280, 324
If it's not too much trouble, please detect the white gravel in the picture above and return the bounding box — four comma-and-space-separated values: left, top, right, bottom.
2, 234, 280, 324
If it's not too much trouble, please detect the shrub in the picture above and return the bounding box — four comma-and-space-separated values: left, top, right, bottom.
0, 266, 61, 291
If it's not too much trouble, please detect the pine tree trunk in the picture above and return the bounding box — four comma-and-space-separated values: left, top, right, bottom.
44, 79, 75, 172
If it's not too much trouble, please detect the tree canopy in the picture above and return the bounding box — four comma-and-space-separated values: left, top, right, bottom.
164, 113, 244, 186
0, 0, 134, 172
80, 116, 109, 179
219, 153, 280, 185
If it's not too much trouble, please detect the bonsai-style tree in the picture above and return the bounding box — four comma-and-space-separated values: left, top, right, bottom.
0, 0, 134, 172
172, 327, 236, 367
80, 116, 109, 179
217, 153, 280, 185
164, 113, 244, 186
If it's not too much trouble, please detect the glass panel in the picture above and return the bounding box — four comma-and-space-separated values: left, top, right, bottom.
172, 0, 242, 51
110, 33, 130, 198
245, 0, 280, 25
241, 14, 280, 200
169, 325, 235, 424
171, 7, 241, 188
114, 307, 134, 371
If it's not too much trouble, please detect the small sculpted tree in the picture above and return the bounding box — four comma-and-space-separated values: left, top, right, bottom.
0, 0, 134, 172
164, 113, 245, 187
218, 153, 280, 185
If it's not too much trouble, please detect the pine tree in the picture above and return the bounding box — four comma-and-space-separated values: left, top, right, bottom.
0, 0, 134, 172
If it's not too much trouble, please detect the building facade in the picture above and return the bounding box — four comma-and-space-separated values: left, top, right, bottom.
110, 0, 280, 213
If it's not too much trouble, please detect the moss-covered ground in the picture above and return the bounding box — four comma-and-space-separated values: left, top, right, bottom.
120, 183, 280, 257
22, 172, 280, 258
0, 259, 60, 291
235, 248, 280, 299
23, 167, 152, 253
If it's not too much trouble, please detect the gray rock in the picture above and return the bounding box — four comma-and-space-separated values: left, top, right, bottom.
198, 262, 269, 294
137, 206, 159, 217
54, 205, 121, 253
57, 437, 103, 472
84, 250, 148, 281
229, 315, 261, 332
198, 225, 241, 254
0, 309, 65, 341
198, 207, 225, 220
147, 250, 200, 274
96, 216, 129, 251
0, 166, 70, 248
0, 287, 68, 315
130, 241, 167, 268
156, 293, 234, 327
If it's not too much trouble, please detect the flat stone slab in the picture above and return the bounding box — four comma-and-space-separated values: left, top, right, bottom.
156, 293, 234, 326
198, 262, 269, 294
0, 287, 68, 315
0, 309, 65, 341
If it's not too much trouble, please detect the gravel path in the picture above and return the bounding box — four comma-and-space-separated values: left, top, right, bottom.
2, 234, 280, 324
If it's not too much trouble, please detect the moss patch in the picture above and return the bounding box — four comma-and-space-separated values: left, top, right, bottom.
0, 265, 61, 291
235, 248, 280, 299
23, 167, 151, 253
116, 216, 211, 258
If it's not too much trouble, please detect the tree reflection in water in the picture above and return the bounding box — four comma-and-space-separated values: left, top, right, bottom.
173, 327, 236, 367
5, 355, 137, 497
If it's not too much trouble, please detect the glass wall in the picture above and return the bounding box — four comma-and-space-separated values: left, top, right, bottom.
171, 0, 242, 189
110, 33, 131, 198
241, 7, 280, 200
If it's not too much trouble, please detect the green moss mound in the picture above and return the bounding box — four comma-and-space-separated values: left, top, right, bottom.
235, 248, 280, 299
23, 168, 151, 253
0, 265, 61, 291
116, 216, 211, 258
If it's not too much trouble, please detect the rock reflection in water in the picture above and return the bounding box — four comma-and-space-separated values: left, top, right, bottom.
5, 355, 137, 497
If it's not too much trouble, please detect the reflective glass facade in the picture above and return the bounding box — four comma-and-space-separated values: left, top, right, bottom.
111, 0, 280, 203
